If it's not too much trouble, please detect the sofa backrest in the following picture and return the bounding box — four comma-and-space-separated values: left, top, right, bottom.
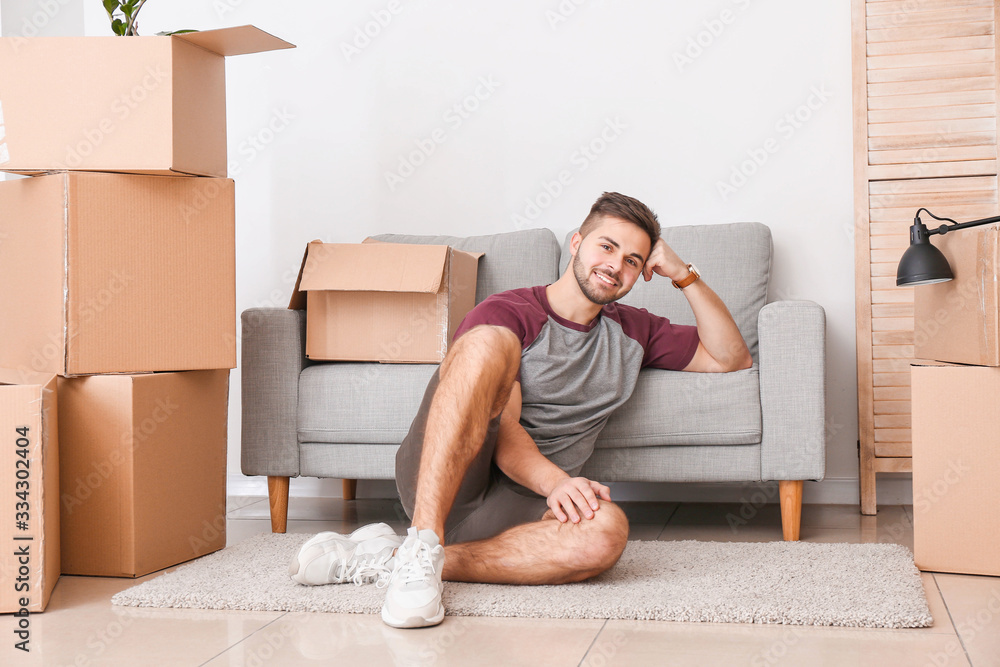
374, 222, 771, 361
559, 222, 772, 361
371, 228, 562, 304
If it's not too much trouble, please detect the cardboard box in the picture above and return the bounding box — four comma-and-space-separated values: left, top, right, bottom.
289, 241, 481, 363
914, 224, 999, 366
0, 26, 293, 177
58, 370, 229, 577
0, 369, 59, 613
0, 171, 237, 376
912, 363, 1000, 576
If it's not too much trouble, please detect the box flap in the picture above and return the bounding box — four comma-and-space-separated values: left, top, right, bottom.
288, 240, 321, 310
173, 25, 295, 57
0, 368, 57, 388
299, 243, 449, 294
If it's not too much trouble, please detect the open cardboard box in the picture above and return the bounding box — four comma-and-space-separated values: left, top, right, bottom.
911, 361, 1000, 577
0, 369, 59, 613
289, 240, 481, 363
0, 171, 237, 376
58, 369, 230, 578
914, 223, 1000, 366
0, 26, 294, 177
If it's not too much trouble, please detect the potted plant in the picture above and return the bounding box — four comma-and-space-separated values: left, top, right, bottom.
102, 0, 195, 36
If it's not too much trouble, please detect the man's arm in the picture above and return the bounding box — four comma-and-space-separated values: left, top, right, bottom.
493, 382, 611, 523
643, 239, 753, 373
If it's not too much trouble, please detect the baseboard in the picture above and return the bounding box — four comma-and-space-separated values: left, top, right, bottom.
227, 474, 914, 506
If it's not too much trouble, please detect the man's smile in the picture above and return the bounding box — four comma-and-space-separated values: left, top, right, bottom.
592, 269, 620, 288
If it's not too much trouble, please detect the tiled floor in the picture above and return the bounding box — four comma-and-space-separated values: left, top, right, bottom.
10, 497, 1000, 666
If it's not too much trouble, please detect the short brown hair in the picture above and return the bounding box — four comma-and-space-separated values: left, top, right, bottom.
579, 192, 660, 249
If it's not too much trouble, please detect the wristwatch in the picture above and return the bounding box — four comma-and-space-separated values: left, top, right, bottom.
672, 263, 701, 289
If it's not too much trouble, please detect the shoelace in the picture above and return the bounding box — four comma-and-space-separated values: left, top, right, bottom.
350, 555, 395, 586
384, 540, 437, 588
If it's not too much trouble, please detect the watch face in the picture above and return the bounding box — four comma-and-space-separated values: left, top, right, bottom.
688, 263, 700, 277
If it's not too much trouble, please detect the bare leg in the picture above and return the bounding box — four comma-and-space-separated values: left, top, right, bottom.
442, 500, 630, 584
411, 325, 521, 542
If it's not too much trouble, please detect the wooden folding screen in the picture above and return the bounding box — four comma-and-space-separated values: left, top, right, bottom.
852, 0, 999, 514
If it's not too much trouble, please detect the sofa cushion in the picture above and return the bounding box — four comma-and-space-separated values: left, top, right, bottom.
298, 362, 761, 448
560, 222, 771, 361
596, 365, 761, 449
372, 228, 561, 304
298, 363, 437, 444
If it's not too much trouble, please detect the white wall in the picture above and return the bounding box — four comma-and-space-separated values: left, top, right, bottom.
6, 0, 908, 504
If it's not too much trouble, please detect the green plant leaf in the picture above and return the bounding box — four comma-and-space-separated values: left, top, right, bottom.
111, 17, 126, 35
102, 0, 120, 19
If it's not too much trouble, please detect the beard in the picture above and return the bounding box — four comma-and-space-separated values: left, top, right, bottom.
572, 253, 625, 306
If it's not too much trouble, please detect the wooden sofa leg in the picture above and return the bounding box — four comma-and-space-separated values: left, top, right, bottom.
779, 480, 803, 541
342, 479, 358, 501
268, 476, 290, 534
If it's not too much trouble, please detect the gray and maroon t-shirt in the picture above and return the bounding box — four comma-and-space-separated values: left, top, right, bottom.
453, 285, 699, 477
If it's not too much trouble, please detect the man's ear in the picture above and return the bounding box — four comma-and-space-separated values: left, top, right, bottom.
569, 232, 583, 257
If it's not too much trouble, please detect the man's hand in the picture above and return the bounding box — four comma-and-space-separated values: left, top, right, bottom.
546, 476, 612, 523
643, 238, 688, 283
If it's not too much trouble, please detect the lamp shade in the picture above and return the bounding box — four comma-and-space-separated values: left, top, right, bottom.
896, 239, 953, 286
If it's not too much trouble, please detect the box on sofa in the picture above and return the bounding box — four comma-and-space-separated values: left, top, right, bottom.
289, 240, 481, 363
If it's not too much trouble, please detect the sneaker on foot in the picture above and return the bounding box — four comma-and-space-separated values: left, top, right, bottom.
289, 522, 403, 586
380, 527, 445, 628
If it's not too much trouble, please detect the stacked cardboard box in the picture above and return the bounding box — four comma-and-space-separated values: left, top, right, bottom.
0, 27, 293, 604
911, 224, 1000, 577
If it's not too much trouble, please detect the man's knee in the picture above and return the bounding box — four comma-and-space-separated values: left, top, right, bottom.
441, 325, 520, 390
566, 500, 629, 578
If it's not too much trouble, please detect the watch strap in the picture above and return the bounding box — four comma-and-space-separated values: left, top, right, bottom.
672, 264, 700, 289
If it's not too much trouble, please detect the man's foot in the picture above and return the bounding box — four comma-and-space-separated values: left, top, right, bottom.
289, 522, 403, 586
381, 527, 445, 628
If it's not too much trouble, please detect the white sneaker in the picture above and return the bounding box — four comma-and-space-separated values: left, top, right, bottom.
380, 527, 445, 628
289, 523, 403, 586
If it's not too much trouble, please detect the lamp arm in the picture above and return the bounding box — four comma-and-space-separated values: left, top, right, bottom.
917, 208, 1000, 236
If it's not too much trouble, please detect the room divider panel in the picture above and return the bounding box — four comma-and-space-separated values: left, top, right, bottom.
851, 0, 1000, 514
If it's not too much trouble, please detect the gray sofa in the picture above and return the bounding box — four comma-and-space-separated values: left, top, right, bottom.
241, 223, 826, 540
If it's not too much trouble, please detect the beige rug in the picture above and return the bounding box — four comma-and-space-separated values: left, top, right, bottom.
112, 533, 933, 628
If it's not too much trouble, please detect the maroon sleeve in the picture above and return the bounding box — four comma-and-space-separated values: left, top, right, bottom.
452, 288, 546, 351
612, 304, 700, 370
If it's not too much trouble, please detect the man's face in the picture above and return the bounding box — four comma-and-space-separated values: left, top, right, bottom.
571, 217, 651, 305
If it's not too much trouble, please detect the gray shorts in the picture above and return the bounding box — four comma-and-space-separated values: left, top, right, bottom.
395, 369, 550, 545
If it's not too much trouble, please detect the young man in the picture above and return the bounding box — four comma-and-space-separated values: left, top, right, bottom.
289, 192, 753, 628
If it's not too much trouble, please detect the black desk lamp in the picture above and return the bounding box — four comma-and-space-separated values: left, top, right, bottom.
896, 208, 1000, 286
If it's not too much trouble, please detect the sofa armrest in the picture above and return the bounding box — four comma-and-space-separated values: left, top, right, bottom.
241, 308, 308, 477
757, 300, 826, 481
